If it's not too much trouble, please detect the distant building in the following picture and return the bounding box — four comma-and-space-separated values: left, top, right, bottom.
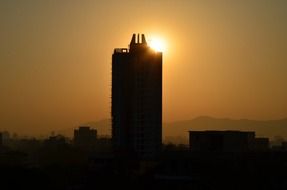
189, 130, 256, 152
74, 126, 97, 148
272, 141, 287, 151
0, 131, 10, 146
252, 137, 269, 151
0, 132, 2, 147
282, 142, 287, 150
112, 34, 162, 159
44, 135, 67, 147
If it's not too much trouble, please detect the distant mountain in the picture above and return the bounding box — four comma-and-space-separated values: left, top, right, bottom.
164, 116, 287, 144
57, 116, 287, 144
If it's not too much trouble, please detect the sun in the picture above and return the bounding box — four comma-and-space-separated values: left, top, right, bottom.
148, 37, 166, 52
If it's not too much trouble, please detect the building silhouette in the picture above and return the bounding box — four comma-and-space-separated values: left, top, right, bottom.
112, 34, 162, 159
44, 135, 67, 147
189, 130, 254, 152
74, 126, 97, 148
189, 130, 269, 152
0, 132, 2, 147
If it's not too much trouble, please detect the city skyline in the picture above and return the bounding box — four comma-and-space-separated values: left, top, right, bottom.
1, 1, 287, 136
1, 2, 287, 189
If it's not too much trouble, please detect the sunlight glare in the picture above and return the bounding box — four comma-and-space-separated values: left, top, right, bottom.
148, 37, 166, 52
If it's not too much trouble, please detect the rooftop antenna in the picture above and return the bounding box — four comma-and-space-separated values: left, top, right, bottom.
141, 34, 147, 44
130, 34, 136, 45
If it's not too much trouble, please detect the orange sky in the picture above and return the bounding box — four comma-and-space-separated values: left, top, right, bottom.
0, 1, 287, 136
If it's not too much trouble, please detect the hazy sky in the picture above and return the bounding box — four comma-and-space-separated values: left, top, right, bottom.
1, 0, 287, 135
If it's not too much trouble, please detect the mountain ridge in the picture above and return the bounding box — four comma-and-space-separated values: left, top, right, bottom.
56, 116, 287, 144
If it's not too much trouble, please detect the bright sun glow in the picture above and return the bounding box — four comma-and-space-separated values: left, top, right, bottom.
148, 37, 166, 52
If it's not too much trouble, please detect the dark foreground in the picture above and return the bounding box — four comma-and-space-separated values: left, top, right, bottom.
1, 144, 287, 190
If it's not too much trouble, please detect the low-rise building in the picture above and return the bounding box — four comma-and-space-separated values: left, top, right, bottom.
74, 126, 97, 148
189, 130, 257, 152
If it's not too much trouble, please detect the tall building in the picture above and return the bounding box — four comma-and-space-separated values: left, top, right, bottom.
112, 34, 162, 159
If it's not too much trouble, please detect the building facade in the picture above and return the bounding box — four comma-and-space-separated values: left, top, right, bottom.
112, 34, 162, 159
